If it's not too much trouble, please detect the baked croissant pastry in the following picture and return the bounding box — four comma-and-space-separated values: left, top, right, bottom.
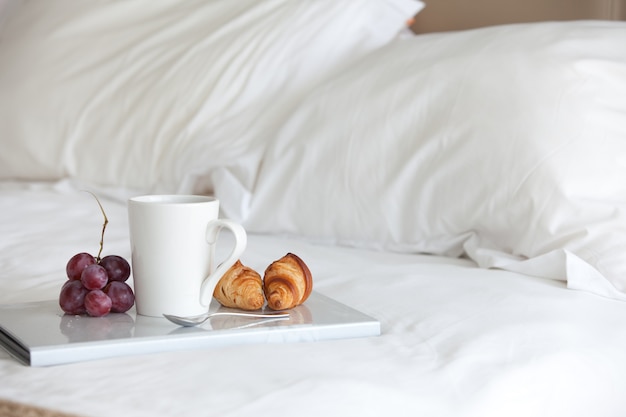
213, 260, 265, 311
263, 253, 313, 310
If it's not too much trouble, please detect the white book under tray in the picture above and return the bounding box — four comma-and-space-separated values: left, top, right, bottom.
0, 292, 380, 367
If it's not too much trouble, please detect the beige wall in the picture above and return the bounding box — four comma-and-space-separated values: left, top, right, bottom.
412, 0, 626, 33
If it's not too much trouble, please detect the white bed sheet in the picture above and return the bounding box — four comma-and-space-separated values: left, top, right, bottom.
1, 181, 626, 417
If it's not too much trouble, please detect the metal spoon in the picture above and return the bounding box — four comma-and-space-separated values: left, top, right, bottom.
163, 310, 290, 327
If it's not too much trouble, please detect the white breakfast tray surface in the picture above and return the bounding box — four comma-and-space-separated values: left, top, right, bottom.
0, 292, 380, 367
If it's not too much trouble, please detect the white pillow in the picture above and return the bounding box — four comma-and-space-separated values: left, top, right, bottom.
217, 21, 626, 300
0, 0, 423, 192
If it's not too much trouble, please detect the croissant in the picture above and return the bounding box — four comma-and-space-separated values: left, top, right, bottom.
213, 260, 265, 311
263, 253, 313, 310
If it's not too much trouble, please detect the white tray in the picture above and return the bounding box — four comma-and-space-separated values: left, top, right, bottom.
0, 292, 380, 367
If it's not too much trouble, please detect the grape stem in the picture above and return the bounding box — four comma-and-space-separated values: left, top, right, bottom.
84, 191, 108, 262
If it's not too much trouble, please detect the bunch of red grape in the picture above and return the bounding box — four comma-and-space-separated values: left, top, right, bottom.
59, 253, 135, 317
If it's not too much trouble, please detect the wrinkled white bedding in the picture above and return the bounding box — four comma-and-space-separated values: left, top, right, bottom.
1, 181, 625, 417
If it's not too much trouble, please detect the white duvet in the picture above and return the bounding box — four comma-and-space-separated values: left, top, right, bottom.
1, 181, 626, 417
2, 3, 626, 415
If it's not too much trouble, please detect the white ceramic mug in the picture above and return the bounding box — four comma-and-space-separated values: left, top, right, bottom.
128, 195, 247, 317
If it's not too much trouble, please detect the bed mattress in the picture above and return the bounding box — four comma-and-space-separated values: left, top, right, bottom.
1, 181, 625, 417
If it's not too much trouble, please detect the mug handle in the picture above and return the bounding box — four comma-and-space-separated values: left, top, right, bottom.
199, 219, 247, 308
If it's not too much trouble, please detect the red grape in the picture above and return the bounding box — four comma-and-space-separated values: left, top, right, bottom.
59, 280, 88, 315
99, 255, 131, 282
61, 250, 134, 317
66, 252, 96, 280
104, 281, 135, 313
81, 264, 109, 290
61, 193, 136, 317
84, 289, 112, 317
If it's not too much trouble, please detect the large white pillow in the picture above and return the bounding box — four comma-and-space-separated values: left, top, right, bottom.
0, 0, 423, 192
217, 21, 626, 300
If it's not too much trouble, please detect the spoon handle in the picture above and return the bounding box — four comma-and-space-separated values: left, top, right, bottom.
210, 311, 290, 319
163, 311, 290, 327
